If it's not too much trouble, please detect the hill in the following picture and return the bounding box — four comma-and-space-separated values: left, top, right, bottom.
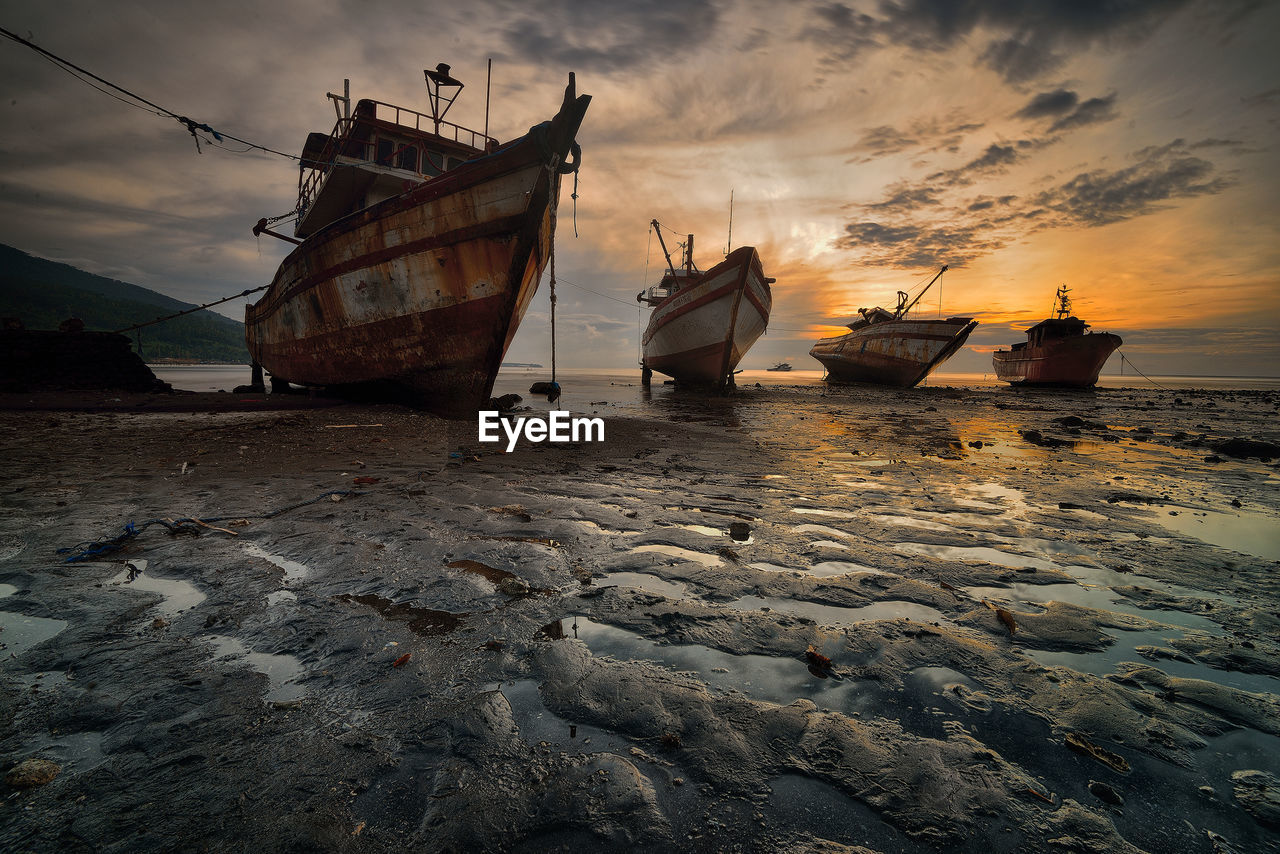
0, 244, 249, 363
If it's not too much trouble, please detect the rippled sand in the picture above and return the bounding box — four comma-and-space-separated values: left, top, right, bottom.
1, 379, 1278, 852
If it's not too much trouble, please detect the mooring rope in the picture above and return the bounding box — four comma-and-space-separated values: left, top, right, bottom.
1117, 351, 1168, 390
56, 490, 362, 563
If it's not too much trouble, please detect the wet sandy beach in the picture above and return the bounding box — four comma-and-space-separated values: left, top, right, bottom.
2, 378, 1278, 852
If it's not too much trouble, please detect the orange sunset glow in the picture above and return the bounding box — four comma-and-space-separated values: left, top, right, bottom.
1, 1, 1276, 377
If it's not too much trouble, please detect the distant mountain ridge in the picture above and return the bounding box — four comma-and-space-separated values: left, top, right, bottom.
0, 244, 249, 363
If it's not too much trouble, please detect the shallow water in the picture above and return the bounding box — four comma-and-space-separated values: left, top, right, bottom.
243, 543, 311, 583
205, 635, 306, 703
597, 571, 690, 599
0, 609, 67, 658
1146, 504, 1280, 561
110, 559, 206, 617
630, 543, 723, 567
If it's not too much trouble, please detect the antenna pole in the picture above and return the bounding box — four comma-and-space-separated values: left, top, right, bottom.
727, 189, 734, 254
484, 58, 491, 141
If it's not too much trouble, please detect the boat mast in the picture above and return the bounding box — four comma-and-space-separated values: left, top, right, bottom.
726, 189, 733, 255
424, 62, 464, 133
896, 265, 948, 319
685, 234, 695, 274
651, 219, 678, 279
1054, 284, 1072, 319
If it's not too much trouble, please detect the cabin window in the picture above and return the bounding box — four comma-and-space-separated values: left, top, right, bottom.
397, 145, 418, 172
376, 138, 395, 166
421, 150, 443, 177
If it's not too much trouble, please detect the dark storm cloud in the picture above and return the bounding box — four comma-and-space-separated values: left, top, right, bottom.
1048, 94, 1119, 132
925, 141, 1035, 187
850, 125, 918, 156
844, 117, 985, 162
1034, 152, 1232, 225
865, 184, 941, 211
1015, 89, 1079, 119
802, 3, 881, 63
803, 0, 1259, 84
876, 0, 1195, 82
1014, 88, 1120, 133
497, 0, 720, 73
840, 137, 1233, 267
840, 219, 1005, 268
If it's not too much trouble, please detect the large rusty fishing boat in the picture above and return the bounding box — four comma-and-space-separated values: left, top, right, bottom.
638, 221, 773, 388
245, 64, 590, 415
993, 285, 1121, 387
809, 266, 976, 387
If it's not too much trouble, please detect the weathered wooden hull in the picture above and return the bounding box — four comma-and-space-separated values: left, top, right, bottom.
810, 317, 977, 388
641, 247, 772, 384
993, 332, 1122, 387
246, 95, 588, 417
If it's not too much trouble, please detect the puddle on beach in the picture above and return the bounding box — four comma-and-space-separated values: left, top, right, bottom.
243, 543, 310, 584
791, 508, 858, 519
1026, 628, 1280, 695
1145, 504, 1280, 561
597, 572, 690, 600
570, 519, 644, 537
110, 559, 206, 617
792, 524, 852, 539
558, 617, 878, 713
630, 544, 723, 567
205, 635, 306, 703
894, 542, 1064, 571
663, 523, 723, 537
962, 582, 1220, 633
729, 594, 948, 627
0, 582, 67, 658
750, 561, 889, 578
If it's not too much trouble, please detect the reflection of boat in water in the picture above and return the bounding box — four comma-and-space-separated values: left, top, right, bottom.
993, 285, 1121, 387
767, 362, 792, 372
245, 64, 590, 416
809, 266, 976, 388
638, 221, 773, 387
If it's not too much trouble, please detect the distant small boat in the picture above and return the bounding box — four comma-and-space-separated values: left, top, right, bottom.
245, 64, 590, 416
767, 362, 792, 372
993, 285, 1121, 387
638, 221, 773, 387
809, 266, 976, 388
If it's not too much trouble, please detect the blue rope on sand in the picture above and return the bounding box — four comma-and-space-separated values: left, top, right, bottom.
57, 490, 361, 563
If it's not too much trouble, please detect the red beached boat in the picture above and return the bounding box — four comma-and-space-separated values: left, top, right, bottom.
638, 221, 773, 387
993, 286, 1121, 387
245, 64, 590, 416
809, 266, 976, 388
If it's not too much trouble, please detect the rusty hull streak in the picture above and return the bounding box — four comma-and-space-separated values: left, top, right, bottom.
246, 83, 591, 418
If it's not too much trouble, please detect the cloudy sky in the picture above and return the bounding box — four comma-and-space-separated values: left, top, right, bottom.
1, 0, 1277, 376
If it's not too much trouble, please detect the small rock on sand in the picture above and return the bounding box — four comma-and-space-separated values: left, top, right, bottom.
1231, 769, 1280, 828
5, 758, 61, 788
